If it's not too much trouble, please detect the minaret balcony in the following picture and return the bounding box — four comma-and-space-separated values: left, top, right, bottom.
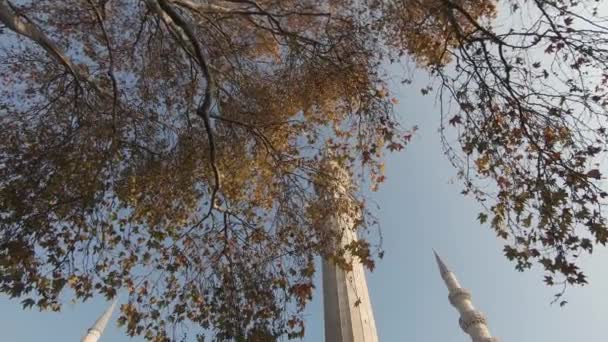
448, 288, 472, 306
458, 310, 488, 333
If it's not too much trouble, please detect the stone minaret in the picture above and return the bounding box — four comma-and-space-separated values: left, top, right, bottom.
81, 299, 117, 342
318, 158, 379, 342
434, 251, 498, 342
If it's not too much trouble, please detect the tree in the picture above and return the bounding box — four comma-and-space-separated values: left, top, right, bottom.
427, 0, 608, 302
0, 0, 403, 340
0, 0, 607, 340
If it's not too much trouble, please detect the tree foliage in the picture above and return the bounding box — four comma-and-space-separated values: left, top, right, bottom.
1, 0, 608, 340
0, 0, 403, 340
431, 0, 608, 300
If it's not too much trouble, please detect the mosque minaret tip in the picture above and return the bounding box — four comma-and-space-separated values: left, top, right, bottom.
81, 299, 117, 342
434, 250, 498, 342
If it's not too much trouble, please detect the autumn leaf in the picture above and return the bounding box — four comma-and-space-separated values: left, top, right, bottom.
387, 142, 404, 151
478, 212, 488, 224
586, 169, 602, 180
449, 115, 462, 126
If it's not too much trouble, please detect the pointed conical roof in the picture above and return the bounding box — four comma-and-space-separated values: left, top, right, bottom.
433, 249, 450, 275
90, 298, 117, 334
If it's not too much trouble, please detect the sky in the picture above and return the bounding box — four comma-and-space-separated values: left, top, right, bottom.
2, 69, 608, 342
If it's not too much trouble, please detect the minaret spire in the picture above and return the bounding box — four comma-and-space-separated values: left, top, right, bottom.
434, 251, 498, 342
433, 249, 449, 275
81, 299, 117, 342
318, 156, 378, 342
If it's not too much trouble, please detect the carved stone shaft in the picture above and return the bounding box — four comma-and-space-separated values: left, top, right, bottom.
319, 158, 379, 342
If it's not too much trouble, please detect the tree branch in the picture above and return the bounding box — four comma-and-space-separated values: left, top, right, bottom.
0, 0, 90, 85
152, 0, 221, 215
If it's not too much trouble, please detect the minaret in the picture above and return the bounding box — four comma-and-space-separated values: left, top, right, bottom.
434, 251, 498, 342
81, 299, 117, 342
318, 158, 379, 342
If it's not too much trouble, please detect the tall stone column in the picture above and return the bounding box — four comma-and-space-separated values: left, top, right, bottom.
434, 251, 498, 342
322, 228, 379, 342
81, 299, 117, 342
318, 158, 378, 342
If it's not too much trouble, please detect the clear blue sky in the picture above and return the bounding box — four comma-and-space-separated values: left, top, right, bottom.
2, 71, 607, 342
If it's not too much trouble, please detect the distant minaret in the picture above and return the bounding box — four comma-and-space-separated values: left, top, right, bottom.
81, 299, 117, 342
318, 158, 379, 342
434, 251, 498, 342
